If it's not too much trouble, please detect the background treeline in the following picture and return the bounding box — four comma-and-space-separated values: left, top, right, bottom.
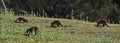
0, 0, 120, 24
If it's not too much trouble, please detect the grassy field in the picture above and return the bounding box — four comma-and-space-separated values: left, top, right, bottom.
0, 13, 120, 43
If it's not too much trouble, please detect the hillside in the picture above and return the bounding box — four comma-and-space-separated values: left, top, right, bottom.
0, 14, 120, 43
1, 0, 120, 24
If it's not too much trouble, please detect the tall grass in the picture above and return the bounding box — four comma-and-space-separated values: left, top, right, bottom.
0, 11, 120, 43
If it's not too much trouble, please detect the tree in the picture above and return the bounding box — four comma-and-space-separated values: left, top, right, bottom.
1, 0, 7, 12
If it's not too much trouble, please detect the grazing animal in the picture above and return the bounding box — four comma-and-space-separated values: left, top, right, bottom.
14, 10, 27, 16
96, 19, 109, 27
51, 20, 63, 27
25, 26, 38, 36
15, 17, 28, 23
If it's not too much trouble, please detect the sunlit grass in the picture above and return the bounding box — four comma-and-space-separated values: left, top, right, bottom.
0, 12, 120, 43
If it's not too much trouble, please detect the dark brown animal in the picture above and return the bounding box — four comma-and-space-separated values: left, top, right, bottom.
15, 17, 28, 23
14, 10, 27, 16
51, 20, 63, 27
25, 26, 38, 36
96, 19, 109, 27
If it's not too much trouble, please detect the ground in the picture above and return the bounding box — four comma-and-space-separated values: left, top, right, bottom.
0, 13, 120, 43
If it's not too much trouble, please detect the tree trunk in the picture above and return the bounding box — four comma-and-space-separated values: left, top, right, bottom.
1, 0, 7, 12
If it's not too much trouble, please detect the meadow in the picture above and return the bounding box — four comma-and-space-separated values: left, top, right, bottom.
0, 12, 120, 43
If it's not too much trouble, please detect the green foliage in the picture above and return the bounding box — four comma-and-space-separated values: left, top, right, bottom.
2, 0, 120, 24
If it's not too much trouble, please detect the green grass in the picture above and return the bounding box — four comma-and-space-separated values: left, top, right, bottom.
0, 13, 120, 43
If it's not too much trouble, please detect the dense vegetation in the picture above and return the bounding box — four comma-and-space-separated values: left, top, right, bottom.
0, 0, 120, 24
